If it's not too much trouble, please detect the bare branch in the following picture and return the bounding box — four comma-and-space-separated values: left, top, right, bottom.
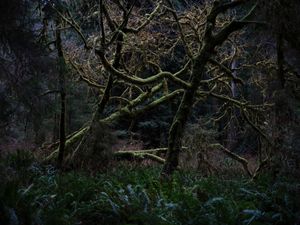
165, 0, 193, 58
208, 58, 245, 85
123, 0, 164, 33
95, 49, 191, 88
210, 143, 252, 177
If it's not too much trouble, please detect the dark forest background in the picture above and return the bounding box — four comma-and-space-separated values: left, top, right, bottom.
0, 0, 300, 224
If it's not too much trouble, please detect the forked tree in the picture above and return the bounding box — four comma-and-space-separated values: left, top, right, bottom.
42, 0, 276, 178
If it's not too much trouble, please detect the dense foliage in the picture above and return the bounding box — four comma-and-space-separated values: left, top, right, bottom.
1, 152, 299, 225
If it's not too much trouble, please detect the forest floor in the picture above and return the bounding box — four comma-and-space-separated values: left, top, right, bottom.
0, 151, 299, 225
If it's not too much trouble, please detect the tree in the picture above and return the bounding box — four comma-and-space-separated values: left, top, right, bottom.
42, 0, 286, 179
161, 0, 258, 178
0, 0, 55, 144
258, 0, 300, 171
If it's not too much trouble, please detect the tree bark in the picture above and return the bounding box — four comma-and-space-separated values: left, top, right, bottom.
161, 0, 254, 179
161, 44, 213, 178
276, 33, 285, 89
56, 19, 67, 168
70, 32, 124, 166
227, 56, 238, 150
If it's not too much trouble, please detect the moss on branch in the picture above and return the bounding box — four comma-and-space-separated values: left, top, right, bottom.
96, 49, 191, 89
210, 143, 252, 177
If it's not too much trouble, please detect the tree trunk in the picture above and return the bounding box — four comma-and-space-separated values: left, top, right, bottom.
70, 74, 114, 167
56, 19, 67, 168
273, 32, 286, 152
227, 1, 238, 150
227, 57, 238, 150
52, 94, 59, 142
70, 33, 124, 167
276, 33, 285, 89
161, 0, 253, 178
161, 44, 212, 178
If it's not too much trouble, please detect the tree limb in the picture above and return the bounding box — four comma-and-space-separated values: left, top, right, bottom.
210, 143, 252, 177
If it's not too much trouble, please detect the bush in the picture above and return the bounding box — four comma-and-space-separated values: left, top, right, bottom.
0, 154, 299, 225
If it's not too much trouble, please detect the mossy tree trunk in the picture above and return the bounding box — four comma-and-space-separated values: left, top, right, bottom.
161, 0, 254, 178
71, 74, 114, 167
161, 44, 213, 178
71, 31, 124, 166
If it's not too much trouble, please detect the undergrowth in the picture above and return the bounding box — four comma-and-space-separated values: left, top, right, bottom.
0, 151, 299, 225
